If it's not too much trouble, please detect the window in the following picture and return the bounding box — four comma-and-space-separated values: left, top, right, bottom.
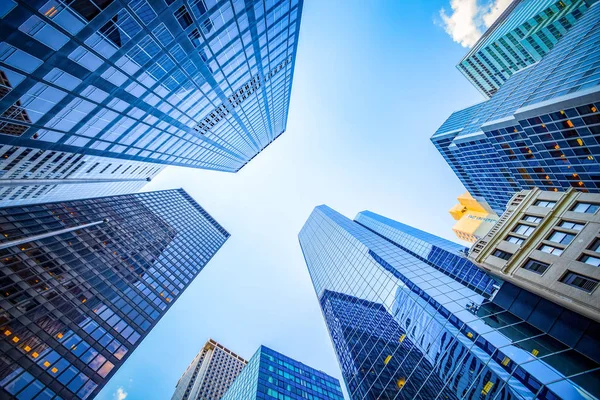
540, 245, 563, 256
174, 5, 193, 29
535, 200, 556, 208
571, 202, 599, 214
523, 215, 542, 223
588, 238, 600, 252
522, 259, 549, 274
548, 231, 575, 245
493, 249, 512, 260
514, 224, 535, 237
559, 220, 585, 231
579, 255, 600, 267
560, 272, 599, 292
506, 236, 524, 245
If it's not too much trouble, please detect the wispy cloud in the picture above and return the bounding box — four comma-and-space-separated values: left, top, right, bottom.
438, 0, 512, 48
114, 387, 128, 400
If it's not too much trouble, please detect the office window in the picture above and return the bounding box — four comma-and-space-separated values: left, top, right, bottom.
535, 200, 556, 208
548, 231, 575, 245
522, 259, 550, 274
523, 215, 542, 223
514, 224, 535, 237
588, 238, 600, 253
571, 202, 599, 214
492, 249, 512, 260
540, 244, 563, 256
559, 220, 585, 231
560, 271, 599, 293
506, 236, 524, 245
579, 255, 600, 267
174, 6, 193, 29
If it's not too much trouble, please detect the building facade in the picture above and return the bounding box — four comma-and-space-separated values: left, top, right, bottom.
469, 188, 600, 322
432, 1, 600, 214
299, 206, 600, 400
221, 345, 343, 400
449, 192, 499, 243
0, 189, 229, 399
458, 0, 597, 98
0, 0, 303, 172
0, 144, 164, 207
171, 338, 247, 400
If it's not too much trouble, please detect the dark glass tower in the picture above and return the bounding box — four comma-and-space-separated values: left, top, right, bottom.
0, 189, 229, 399
221, 345, 343, 400
432, 2, 600, 214
0, 0, 303, 172
299, 206, 600, 400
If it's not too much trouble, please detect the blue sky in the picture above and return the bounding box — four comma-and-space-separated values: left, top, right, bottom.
97, 1, 491, 399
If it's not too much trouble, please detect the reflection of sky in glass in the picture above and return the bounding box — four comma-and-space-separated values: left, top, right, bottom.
301, 205, 597, 400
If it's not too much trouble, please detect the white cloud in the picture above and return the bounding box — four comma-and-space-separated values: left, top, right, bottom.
438, 0, 512, 48
114, 387, 128, 400
483, 0, 513, 27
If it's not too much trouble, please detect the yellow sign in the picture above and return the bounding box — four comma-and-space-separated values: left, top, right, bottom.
449, 192, 499, 243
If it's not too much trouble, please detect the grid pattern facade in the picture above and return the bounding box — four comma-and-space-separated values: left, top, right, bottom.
0, 189, 229, 399
354, 211, 500, 298
469, 188, 600, 322
458, 0, 596, 97
0, 0, 303, 172
171, 339, 247, 400
298, 205, 599, 400
0, 144, 163, 207
432, 2, 600, 214
221, 345, 343, 400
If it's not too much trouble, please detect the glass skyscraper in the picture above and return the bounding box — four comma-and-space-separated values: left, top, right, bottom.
0, 189, 229, 399
458, 0, 596, 97
221, 345, 343, 400
432, 1, 600, 214
0, 145, 164, 207
0, 0, 303, 172
299, 206, 599, 400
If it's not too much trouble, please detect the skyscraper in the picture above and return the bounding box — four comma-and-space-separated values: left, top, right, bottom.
0, 0, 303, 172
299, 206, 599, 399
0, 145, 164, 207
221, 345, 343, 400
0, 189, 229, 399
458, 0, 597, 97
171, 338, 247, 400
432, 1, 600, 214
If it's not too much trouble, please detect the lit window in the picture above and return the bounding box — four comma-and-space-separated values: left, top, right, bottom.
560, 271, 599, 293
534, 200, 556, 208
571, 202, 599, 214
522, 259, 549, 274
